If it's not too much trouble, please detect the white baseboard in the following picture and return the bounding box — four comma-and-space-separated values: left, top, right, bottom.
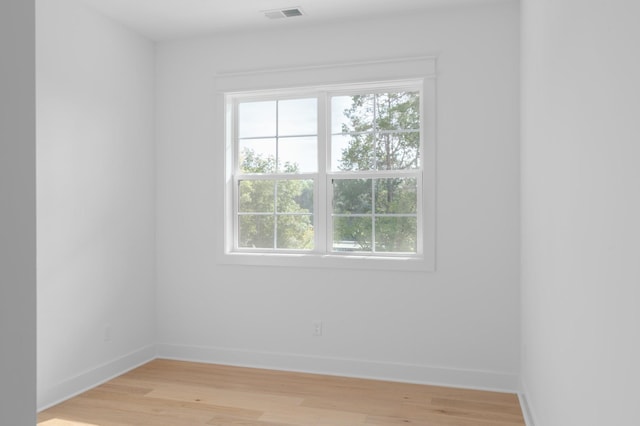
37, 343, 521, 412
518, 386, 537, 426
157, 343, 520, 393
37, 344, 157, 412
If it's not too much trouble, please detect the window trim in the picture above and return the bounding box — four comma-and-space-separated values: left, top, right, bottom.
216, 57, 437, 271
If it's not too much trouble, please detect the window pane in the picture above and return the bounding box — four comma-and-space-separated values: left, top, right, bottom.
331, 94, 374, 134
375, 217, 417, 253
331, 133, 375, 171
278, 137, 317, 173
375, 92, 420, 131
277, 180, 314, 214
278, 98, 317, 136
239, 180, 274, 213
331, 96, 354, 134
333, 179, 372, 214
276, 215, 314, 250
332, 216, 372, 252
330, 134, 350, 171
375, 178, 417, 214
238, 101, 276, 138
375, 132, 420, 170
239, 139, 276, 173
238, 215, 274, 249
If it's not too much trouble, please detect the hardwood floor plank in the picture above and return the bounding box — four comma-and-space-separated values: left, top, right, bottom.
258, 404, 367, 425
81, 388, 264, 420
430, 397, 524, 416
38, 360, 525, 426
400, 401, 525, 425
206, 415, 291, 426
144, 381, 304, 411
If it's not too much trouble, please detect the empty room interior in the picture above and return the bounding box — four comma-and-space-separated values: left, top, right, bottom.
1, 0, 639, 425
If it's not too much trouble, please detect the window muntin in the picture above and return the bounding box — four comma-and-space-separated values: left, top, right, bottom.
231, 82, 423, 257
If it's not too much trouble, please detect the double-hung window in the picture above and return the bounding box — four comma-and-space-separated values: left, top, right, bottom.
220, 58, 436, 270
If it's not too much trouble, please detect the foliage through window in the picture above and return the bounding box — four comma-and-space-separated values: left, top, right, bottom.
231, 82, 423, 256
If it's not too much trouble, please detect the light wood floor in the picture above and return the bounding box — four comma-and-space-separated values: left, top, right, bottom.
38, 359, 525, 426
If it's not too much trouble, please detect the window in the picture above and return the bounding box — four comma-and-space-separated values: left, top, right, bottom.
236, 97, 318, 251
218, 57, 436, 270
329, 89, 421, 255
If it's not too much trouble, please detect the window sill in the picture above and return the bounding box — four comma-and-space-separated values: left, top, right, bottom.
218, 251, 434, 272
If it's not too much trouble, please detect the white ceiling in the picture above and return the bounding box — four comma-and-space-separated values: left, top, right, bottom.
81, 0, 511, 41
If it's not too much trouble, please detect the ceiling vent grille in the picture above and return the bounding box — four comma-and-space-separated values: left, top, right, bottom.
263, 7, 304, 19
282, 8, 303, 17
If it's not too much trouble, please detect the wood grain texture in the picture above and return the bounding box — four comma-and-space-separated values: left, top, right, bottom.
38, 359, 525, 426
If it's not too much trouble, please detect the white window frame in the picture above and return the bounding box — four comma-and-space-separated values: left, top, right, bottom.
216, 57, 437, 271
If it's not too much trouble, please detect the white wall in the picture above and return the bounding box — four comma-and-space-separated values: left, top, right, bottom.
37, 0, 157, 409
521, 0, 640, 424
156, 2, 521, 390
0, 1, 37, 424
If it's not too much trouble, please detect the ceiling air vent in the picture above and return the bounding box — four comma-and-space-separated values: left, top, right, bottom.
263, 7, 304, 20
282, 8, 303, 17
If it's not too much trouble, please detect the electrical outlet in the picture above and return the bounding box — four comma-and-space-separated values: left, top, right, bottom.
312, 320, 323, 337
